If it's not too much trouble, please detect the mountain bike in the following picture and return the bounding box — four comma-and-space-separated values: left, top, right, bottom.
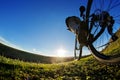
65, 0, 120, 64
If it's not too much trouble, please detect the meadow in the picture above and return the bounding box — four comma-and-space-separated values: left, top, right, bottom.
0, 29, 120, 80
0, 54, 120, 80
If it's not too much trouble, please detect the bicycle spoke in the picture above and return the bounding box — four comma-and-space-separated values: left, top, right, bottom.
108, 2, 120, 12
114, 15, 120, 18
65, 0, 120, 63
93, 25, 99, 36
93, 0, 97, 12
96, 41, 112, 49
87, 0, 120, 64
100, 0, 104, 11
106, 0, 113, 11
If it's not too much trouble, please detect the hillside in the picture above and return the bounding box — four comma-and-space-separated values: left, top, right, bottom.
0, 43, 73, 63
103, 29, 120, 55
0, 30, 120, 80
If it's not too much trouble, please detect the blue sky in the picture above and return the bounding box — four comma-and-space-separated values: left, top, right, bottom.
0, 0, 120, 57
0, 0, 87, 57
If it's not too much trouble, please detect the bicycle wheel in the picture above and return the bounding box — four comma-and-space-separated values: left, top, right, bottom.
86, 0, 120, 64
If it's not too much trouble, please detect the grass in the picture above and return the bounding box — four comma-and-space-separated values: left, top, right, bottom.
0, 54, 120, 80
0, 29, 120, 80
102, 29, 120, 56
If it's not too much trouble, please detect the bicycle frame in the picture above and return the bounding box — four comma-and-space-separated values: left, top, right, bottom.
66, 0, 120, 64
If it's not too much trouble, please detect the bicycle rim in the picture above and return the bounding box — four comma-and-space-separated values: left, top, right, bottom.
87, 0, 120, 64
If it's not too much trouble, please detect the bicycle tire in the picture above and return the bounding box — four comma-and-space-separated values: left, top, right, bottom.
86, 0, 120, 64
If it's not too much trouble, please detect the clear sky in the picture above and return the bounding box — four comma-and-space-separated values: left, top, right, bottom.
0, 0, 120, 57
0, 0, 87, 57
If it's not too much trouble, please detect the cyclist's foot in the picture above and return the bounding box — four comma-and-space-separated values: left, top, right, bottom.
112, 35, 118, 41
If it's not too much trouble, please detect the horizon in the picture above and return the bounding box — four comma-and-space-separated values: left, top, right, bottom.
0, 0, 120, 57
0, 0, 89, 57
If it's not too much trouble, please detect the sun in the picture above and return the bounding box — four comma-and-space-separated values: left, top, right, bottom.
57, 48, 67, 57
